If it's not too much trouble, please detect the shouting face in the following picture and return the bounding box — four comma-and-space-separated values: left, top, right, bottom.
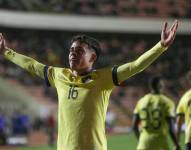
69, 41, 97, 74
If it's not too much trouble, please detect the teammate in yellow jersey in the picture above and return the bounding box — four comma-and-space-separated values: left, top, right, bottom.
0, 20, 178, 150
132, 76, 180, 150
176, 71, 191, 150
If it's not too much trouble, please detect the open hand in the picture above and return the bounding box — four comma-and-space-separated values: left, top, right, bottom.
0, 33, 7, 54
161, 20, 179, 47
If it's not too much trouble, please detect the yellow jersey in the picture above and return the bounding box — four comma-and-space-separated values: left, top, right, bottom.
134, 93, 175, 150
47, 66, 114, 150
4, 42, 166, 150
176, 89, 191, 143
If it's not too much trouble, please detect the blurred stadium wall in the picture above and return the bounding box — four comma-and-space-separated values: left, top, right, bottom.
0, 10, 190, 33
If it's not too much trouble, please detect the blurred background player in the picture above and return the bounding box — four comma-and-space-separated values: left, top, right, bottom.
176, 71, 191, 150
132, 76, 180, 150
0, 19, 178, 150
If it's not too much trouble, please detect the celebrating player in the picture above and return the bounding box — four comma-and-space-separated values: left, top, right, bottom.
176, 71, 191, 150
0, 20, 178, 150
132, 76, 180, 150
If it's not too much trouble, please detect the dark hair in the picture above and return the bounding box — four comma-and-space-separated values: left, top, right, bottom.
70, 34, 101, 60
149, 76, 163, 94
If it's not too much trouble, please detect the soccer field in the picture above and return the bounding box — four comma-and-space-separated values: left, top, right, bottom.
17, 133, 185, 150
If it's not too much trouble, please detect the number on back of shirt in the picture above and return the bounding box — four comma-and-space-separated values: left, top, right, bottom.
140, 108, 162, 130
68, 85, 78, 100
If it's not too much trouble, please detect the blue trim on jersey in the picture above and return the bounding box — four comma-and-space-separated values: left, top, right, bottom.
112, 65, 119, 86
43, 66, 51, 86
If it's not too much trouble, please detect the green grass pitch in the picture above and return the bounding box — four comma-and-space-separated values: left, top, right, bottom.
18, 133, 185, 150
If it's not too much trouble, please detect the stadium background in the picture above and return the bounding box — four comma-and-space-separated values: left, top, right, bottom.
0, 0, 190, 149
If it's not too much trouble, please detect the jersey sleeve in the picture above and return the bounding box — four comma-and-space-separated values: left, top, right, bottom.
97, 67, 115, 89
100, 66, 130, 89
114, 42, 167, 84
176, 96, 186, 115
43, 66, 58, 87
4, 48, 59, 87
4, 48, 45, 78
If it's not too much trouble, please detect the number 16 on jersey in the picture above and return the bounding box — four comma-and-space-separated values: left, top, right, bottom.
68, 85, 79, 100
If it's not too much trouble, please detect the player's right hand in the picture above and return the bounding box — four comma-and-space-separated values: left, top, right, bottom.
0, 33, 7, 54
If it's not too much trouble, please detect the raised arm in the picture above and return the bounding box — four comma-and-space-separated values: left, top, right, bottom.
0, 33, 45, 79
113, 20, 179, 84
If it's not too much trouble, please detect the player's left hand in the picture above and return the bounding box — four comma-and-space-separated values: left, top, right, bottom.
161, 20, 179, 47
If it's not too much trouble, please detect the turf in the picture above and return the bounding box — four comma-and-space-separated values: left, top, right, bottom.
18, 133, 185, 150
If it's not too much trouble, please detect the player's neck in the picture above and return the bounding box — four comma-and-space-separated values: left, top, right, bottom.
72, 67, 93, 77
151, 90, 160, 94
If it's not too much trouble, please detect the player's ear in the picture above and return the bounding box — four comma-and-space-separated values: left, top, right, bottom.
89, 52, 97, 62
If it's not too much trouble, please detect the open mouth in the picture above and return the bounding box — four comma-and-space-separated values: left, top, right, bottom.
71, 58, 78, 61
70, 58, 79, 64
69, 54, 79, 63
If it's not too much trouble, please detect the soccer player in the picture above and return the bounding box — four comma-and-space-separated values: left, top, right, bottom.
0, 20, 178, 150
132, 76, 180, 150
176, 71, 191, 150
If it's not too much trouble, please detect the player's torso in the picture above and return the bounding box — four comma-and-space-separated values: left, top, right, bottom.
137, 94, 172, 149
55, 69, 110, 116
54, 68, 112, 150
138, 94, 170, 135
